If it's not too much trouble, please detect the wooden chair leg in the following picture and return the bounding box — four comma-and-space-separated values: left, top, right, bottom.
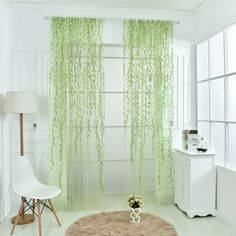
10, 201, 24, 235
32, 199, 35, 220
21, 197, 25, 220
37, 199, 42, 236
48, 199, 61, 226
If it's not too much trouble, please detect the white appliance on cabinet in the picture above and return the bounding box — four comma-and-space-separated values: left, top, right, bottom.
173, 149, 216, 218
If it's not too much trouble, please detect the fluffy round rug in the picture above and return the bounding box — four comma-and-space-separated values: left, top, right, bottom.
65, 211, 177, 236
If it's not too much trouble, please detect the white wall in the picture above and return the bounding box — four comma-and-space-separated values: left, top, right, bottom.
9, 2, 197, 40
0, 0, 10, 222
217, 167, 236, 232
44, 4, 196, 41
195, 0, 236, 42
8, 4, 195, 209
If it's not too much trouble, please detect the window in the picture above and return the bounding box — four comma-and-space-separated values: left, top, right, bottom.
225, 24, 236, 74
209, 32, 224, 78
227, 75, 236, 121
210, 78, 224, 121
227, 124, 236, 169
197, 40, 209, 81
197, 24, 236, 169
197, 82, 209, 120
211, 122, 225, 165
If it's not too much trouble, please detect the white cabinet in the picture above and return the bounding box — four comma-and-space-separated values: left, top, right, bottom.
174, 149, 216, 218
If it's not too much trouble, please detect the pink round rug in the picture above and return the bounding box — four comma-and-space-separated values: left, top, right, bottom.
65, 211, 177, 236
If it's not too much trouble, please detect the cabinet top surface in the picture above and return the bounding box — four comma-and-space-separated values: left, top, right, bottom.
173, 148, 216, 156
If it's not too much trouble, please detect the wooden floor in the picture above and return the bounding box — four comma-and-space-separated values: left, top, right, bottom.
1, 204, 236, 236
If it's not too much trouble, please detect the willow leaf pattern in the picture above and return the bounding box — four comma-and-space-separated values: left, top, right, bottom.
123, 20, 174, 203
49, 17, 105, 207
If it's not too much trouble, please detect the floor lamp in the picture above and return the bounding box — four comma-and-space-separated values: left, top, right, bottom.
4, 92, 38, 225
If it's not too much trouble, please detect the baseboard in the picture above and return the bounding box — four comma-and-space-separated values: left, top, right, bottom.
0, 203, 11, 222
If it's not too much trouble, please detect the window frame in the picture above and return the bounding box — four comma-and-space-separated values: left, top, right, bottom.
197, 25, 236, 169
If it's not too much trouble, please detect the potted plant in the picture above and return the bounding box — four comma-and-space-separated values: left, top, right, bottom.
128, 195, 143, 223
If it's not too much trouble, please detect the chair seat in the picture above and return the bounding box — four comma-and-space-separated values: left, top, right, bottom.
17, 183, 61, 200
11, 157, 61, 236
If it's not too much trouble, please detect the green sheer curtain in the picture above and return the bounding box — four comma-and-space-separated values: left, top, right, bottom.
49, 17, 105, 210
123, 19, 174, 203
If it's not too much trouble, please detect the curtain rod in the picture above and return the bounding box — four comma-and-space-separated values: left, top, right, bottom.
44, 16, 180, 24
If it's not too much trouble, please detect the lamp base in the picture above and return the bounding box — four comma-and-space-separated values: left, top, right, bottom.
11, 214, 35, 225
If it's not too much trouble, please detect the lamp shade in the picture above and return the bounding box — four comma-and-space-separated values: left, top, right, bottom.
4, 92, 38, 114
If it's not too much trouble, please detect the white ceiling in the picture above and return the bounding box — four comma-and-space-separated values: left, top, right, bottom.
9, 0, 208, 12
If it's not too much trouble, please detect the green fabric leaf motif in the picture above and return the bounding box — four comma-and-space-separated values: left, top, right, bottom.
123, 19, 174, 203
49, 17, 105, 208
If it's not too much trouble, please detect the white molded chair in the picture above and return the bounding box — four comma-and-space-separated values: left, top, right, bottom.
11, 156, 61, 236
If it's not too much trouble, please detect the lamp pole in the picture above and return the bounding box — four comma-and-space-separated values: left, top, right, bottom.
4, 92, 38, 225
11, 112, 36, 225
20, 113, 24, 156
